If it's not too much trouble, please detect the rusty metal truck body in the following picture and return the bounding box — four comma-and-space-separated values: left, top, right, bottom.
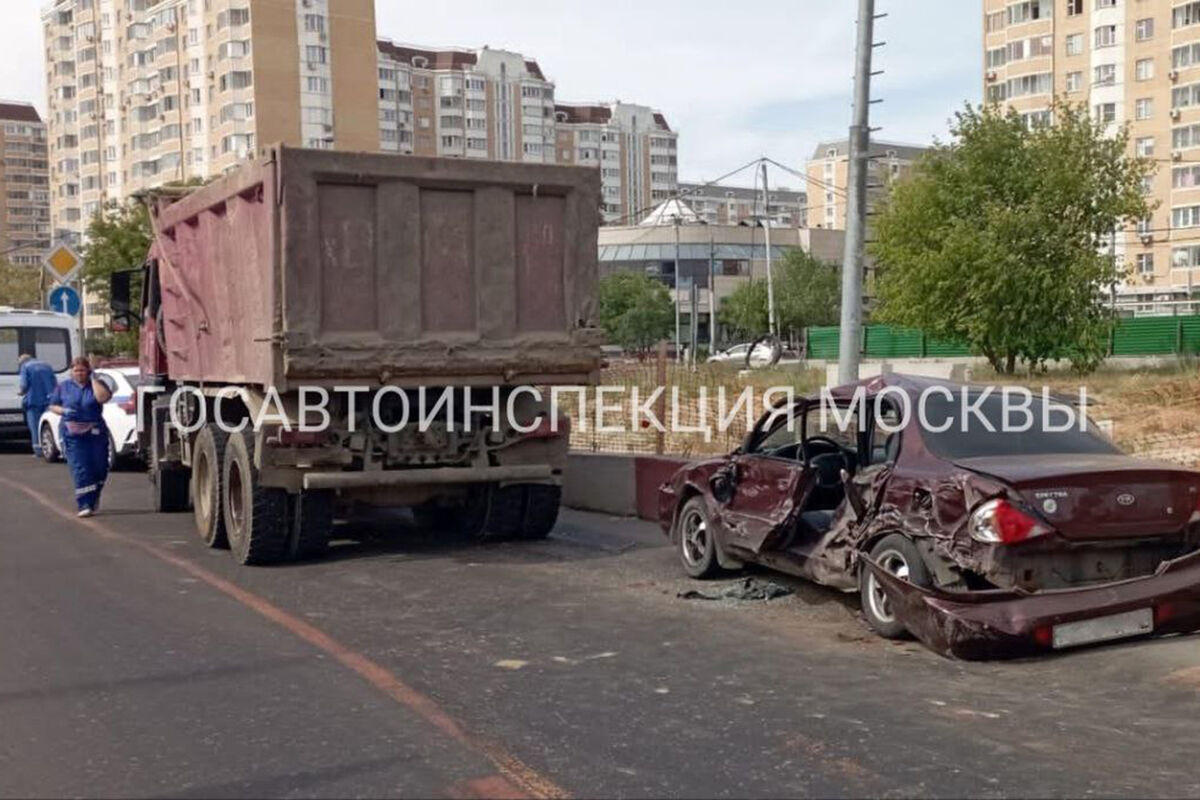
134, 146, 601, 564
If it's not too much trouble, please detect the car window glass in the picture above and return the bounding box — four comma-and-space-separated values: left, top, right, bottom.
921, 393, 1119, 458
871, 400, 902, 463
755, 410, 803, 452
807, 404, 858, 449
0, 328, 17, 374
33, 328, 70, 372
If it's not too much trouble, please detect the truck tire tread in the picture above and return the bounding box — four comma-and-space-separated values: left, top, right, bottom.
224, 431, 288, 566
192, 425, 229, 548
289, 490, 334, 560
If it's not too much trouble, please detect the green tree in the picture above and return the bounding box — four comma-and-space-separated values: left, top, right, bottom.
0, 260, 41, 308
82, 200, 151, 314
871, 101, 1154, 374
596, 271, 675, 355
719, 279, 769, 342
774, 249, 841, 335
717, 249, 840, 343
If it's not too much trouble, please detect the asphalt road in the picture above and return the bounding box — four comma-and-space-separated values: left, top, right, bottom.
3, 445, 1200, 799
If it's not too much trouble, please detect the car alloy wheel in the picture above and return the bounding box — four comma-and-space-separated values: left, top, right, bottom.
680, 506, 709, 569
864, 547, 910, 626
40, 424, 58, 462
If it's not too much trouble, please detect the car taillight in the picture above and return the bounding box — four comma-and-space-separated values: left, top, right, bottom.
969, 498, 1052, 545
119, 390, 137, 415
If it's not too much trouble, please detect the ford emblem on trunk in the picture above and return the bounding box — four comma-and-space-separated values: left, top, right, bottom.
1117, 493, 1136, 506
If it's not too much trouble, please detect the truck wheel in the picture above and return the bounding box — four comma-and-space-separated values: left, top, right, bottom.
485, 484, 527, 541
153, 464, 190, 513
191, 426, 228, 549
860, 534, 931, 640
518, 484, 561, 540
414, 487, 491, 540
223, 431, 288, 566
289, 490, 334, 561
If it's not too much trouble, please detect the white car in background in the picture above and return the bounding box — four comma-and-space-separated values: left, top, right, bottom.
39, 366, 142, 469
707, 342, 802, 368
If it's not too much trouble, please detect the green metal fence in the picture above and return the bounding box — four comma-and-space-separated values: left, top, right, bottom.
804, 316, 1200, 360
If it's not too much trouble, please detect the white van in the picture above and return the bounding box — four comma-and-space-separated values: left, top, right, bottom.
0, 308, 79, 437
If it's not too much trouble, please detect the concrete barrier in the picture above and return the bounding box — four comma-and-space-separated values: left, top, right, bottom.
563, 452, 689, 522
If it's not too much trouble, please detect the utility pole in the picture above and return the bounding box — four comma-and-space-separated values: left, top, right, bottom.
838, 0, 879, 384
707, 221, 717, 353
761, 160, 776, 337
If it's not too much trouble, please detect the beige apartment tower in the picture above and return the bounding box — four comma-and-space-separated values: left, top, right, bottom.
42, 0, 379, 249
983, 0, 1200, 312
0, 102, 50, 268
375, 40, 678, 224
804, 139, 926, 230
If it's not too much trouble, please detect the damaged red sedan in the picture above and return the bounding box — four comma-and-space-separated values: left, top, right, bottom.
658, 374, 1200, 659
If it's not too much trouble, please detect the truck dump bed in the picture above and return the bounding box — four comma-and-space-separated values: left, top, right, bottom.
151, 146, 602, 389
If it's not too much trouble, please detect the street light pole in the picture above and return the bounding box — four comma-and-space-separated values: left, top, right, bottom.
708, 220, 717, 353
838, 0, 877, 384
673, 213, 682, 362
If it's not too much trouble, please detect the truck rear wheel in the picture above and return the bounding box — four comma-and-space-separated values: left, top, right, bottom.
223, 431, 288, 566
289, 490, 334, 561
518, 485, 561, 540
192, 425, 228, 549
151, 412, 189, 513
153, 464, 190, 513
414, 488, 490, 540
485, 484, 561, 541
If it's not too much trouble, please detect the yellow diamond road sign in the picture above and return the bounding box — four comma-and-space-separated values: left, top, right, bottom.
43, 243, 82, 285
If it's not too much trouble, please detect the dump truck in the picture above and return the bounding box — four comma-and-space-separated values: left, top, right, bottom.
119, 146, 601, 565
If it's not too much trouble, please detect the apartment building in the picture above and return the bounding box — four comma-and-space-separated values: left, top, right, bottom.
376, 41, 558, 164
982, 0, 1200, 312
804, 139, 927, 230
44, 2, 677, 270
42, 0, 378, 246
677, 182, 806, 228
553, 102, 677, 223
0, 102, 50, 268
375, 45, 678, 223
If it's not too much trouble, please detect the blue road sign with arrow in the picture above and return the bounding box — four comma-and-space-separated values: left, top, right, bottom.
48, 285, 81, 317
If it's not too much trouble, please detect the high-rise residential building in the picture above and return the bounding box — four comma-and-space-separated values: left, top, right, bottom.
804, 139, 927, 230
374, 46, 678, 224
375, 42, 557, 163
553, 102, 678, 223
42, 0, 379, 247
981, 0, 1200, 312
677, 182, 806, 228
0, 101, 50, 268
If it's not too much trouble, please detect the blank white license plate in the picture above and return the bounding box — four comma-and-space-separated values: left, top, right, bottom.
0, 413, 22, 423
1052, 608, 1154, 650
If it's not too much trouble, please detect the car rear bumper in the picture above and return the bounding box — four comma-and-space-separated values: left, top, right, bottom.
868, 550, 1200, 660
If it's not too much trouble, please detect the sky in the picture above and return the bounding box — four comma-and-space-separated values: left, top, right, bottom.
2, 0, 982, 190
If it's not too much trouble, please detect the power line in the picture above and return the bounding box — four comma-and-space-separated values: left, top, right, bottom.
606, 156, 765, 227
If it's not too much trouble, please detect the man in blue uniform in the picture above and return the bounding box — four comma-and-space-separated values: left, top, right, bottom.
48, 357, 112, 517
17, 353, 58, 457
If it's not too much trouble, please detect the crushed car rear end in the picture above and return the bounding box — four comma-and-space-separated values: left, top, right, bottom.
869, 391, 1200, 658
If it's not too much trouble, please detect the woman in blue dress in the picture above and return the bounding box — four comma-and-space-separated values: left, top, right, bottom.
48, 357, 113, 518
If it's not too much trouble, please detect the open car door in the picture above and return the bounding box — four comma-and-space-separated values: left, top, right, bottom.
714, 400, 809, 555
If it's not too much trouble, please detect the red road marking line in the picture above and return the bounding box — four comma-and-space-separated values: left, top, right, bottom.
2, 476, 565, 800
